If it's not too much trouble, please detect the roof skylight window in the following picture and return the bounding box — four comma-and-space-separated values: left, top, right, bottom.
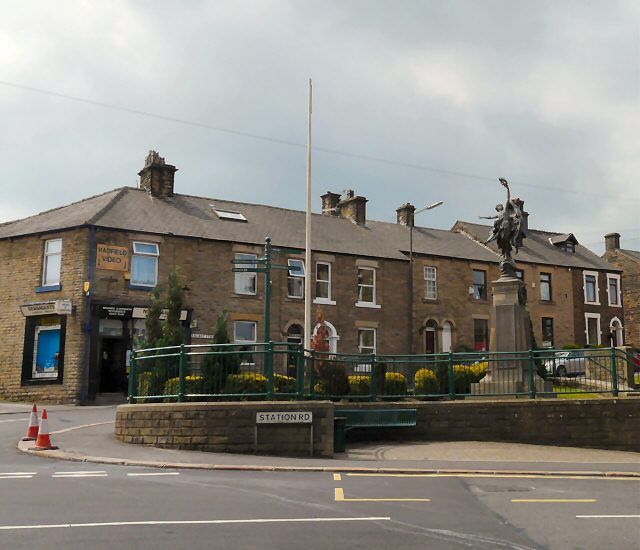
210, 206, 247, 222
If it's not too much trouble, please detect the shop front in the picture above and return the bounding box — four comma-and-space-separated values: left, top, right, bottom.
88, 304, 190, 401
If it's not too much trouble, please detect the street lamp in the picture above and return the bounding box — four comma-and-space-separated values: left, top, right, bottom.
408, 200, 444, 354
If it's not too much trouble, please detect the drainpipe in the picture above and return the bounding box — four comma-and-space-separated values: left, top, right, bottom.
80, 225, 96, 403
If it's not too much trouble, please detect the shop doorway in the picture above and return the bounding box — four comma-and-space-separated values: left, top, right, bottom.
99, 338, 127, 394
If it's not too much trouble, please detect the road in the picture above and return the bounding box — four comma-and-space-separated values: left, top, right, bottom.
1, 406, 638, 549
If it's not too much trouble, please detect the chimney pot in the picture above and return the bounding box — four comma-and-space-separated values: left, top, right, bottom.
321, 191, 341, 216
605, 232, 621, 252
396, 203, 416, 226
138, 150, 177, 198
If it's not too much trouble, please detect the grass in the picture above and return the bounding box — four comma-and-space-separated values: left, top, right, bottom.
553, 386, 601, 399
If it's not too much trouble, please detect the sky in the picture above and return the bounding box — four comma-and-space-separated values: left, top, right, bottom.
0, 0, 638, 254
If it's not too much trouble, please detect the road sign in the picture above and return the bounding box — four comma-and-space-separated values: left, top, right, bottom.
232, 267, 268, 273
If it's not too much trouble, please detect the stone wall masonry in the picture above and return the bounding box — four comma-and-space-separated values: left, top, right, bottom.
115, 401, 335, 457
0, 228, 89, 403
335, 398, 640, 452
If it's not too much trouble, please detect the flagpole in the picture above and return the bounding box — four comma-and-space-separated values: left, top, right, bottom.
304, 79, 313, 353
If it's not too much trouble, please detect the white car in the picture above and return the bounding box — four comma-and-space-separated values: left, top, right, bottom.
545, 351, 586, 377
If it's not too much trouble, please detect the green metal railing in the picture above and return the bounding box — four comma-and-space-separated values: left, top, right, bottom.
128, 344, 639, 403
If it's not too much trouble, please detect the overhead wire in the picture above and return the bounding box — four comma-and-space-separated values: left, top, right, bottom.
0, 79, 637, 202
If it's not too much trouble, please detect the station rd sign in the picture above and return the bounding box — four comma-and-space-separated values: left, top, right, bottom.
256, 411, 312, 424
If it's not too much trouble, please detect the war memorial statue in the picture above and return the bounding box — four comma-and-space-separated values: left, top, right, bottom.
471, 178, 551, 395
479, 178, 526, 279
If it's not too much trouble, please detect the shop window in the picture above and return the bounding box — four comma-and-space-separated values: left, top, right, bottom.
21, 315, 66, 384
473, 319, 489, 352
42, 238, 62, 288
287, 259, 305, 299
234, 253, 257, 295
131, 242, 159, 287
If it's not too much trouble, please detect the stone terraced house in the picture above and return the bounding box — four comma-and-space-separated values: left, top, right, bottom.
0, 152, 624, 403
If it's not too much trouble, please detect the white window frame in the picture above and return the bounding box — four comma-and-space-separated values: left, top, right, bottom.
424, 266, 437, 300
131, 241, 159, 287
356, 267, 380, 308
606, 273, 622, 307
234, 253, 258, 295
314, 261, 335, 305
234, 320, 257, 365
358, 328, 376, 355
584, 312, 601, 346
583, 270, 600, 305
42, 238, 62, 287
287, 259, 305, 299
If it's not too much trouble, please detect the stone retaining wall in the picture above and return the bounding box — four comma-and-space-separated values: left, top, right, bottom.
115, 401, 334, 457
336, 398, 640, 452
116, 398, 639, 456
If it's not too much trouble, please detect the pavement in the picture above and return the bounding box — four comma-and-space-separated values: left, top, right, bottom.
15, 411, 640, 478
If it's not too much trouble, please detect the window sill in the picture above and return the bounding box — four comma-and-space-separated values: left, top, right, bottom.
35, 284, 62, 293
355, 302, 381, 309
607, 303, 622, 308
234, 292, 259, 298
422, 298, 440, 304
313, 298, 336, 306
129, 284, 155, 291
469, 298, 489, 304
287, 296, 304, 301
584, 301, 601, 306
538, 300, 555, 305
22, 377, 63, 386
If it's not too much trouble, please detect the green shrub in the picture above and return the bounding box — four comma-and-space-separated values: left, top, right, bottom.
163, 375, 204, 401
316, 359, 349, 397
384, 372, 407, 395
274, 373, 296, 394
452, 362, 488, 394
348, 375, 371, 396
414, 368, 438, 395
225, 373, 267, 397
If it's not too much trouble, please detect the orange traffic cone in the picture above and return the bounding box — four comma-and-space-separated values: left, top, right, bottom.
21, 403, 39, 441
33, 409, 57, 451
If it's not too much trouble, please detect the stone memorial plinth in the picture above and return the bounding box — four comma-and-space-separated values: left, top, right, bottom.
472, 276, 552, 395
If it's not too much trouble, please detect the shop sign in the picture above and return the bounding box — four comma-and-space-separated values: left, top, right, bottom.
99, 305, 134, 319
132, 307, 188, 321
96, 244, 129, 271
256, 412, 312, 424
21, 300, 72, 317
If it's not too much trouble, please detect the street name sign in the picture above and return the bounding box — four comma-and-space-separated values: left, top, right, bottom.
256, 411, 313, 424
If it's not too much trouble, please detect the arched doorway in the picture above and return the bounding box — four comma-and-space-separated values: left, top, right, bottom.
609, 317, 623, 347
312, 321, 340, 354
442, 321, 453, 353
425, 320, 438, 355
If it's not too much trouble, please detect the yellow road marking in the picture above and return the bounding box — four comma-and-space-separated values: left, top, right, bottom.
512, 499, 597, 503
346, 473, 639, 481
334, 487, 430, 503
333, 474, 341, 481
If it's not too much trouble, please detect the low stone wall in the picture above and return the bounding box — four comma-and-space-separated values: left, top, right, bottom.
336, 398, 640, 452
115, 401, 334, 457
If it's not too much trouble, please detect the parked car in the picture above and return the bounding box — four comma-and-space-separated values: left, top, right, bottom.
545, 351, 586, 377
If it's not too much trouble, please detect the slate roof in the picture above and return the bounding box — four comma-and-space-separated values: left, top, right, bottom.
454, 221, 619, 271
618, 249, 640, 263
0, 186, 616, 271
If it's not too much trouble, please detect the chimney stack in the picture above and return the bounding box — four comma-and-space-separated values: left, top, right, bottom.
337, 189, 367, 226
605, 232, 621, 252
138, 151, 177, 198
321, 191, 341, 216
396, 203, 416, 227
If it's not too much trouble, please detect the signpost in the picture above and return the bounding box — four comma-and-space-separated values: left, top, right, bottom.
231, 237, 303, 399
